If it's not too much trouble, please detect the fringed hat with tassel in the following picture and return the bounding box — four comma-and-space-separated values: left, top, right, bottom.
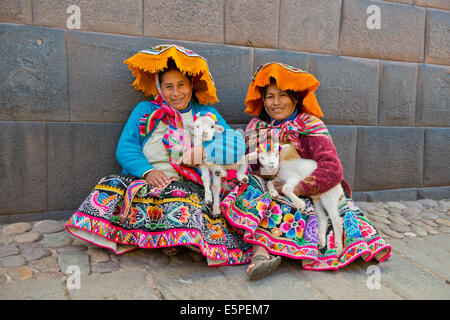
123, 44, 219, 105
244, 62, 324, 118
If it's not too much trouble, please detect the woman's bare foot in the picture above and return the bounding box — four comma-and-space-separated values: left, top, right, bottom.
247, 245, 271, 275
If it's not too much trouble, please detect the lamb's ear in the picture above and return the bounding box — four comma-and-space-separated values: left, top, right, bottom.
214, 124, 224, 133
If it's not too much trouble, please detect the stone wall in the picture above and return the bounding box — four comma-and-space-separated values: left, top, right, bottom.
0, 0, 449, 222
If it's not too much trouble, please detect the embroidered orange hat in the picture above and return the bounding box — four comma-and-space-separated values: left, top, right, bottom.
244, 62, 324, 118
123, 44, 219, 105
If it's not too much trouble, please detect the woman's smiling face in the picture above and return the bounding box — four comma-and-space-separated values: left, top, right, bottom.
263, 83, 297, 122
160, 69, 193, 111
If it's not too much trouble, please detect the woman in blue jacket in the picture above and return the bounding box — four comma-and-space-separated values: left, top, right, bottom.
66, 45, 251, 266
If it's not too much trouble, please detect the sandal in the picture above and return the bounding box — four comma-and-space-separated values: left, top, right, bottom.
247, 254, 282, 281
161, 247, 179, 256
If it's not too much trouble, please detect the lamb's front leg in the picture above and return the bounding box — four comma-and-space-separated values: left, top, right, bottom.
282, 183, 305, 210
199, 164, 212, 207
236, 163, 249, 183
211, 170, 223, 217
267, 180, 279, 199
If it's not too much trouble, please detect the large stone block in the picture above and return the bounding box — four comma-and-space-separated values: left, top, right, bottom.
66, 31, 161, 123
423, 128, 450, 187
0, 23, 69, 121
0, 121, 47, 215
327, 125, 357, 190
378, 61, 417, 126
366, 188, 418, 202
425, 9, 450, 66
416, 64, 450, 127
143, 0, 224, 44
339, 0, 425, 62
355, 127, 424, 191
417, 187, 450, 200
225, 0, 279, 48
254, 48, 309, 72
47, 122, 123, 211
279, 0, 341, 55
383, 0, 413, 4
33, 0, 143, 36
0, 0, 32, 24
309, 54, 379, 125
415, 0, 450, 11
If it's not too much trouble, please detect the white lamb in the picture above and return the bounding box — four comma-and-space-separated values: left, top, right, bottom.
259, 143, 345, 256
187, 115, 250, 217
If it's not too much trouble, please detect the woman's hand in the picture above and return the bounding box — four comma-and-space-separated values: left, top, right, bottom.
271, 180, 303, 196
144, 170, 170, 187
177, 145, 205, 167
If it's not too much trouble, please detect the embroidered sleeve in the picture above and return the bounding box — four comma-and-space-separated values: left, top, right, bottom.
295, 134, 344, 197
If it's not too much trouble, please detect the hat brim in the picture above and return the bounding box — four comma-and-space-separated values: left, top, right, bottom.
123, 45, 219, 105
244, 63, 323, 118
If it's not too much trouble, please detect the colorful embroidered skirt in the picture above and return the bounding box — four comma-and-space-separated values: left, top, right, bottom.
220, 175, 392, 271
65, 174, 252, 266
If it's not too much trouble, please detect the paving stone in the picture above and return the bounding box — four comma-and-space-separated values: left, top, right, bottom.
28, 256, 59, 272
402, 201, 424, 210
4, 222, 32, 235
434, 206, 448, 214
388, 215, 411, 226
58, 250, 90, 276
56, 245, 88, 254
0, 233, 13, 246
355, 202, 377, 213
33, 220, 66, 234
0, 278, 67, 299
13, 231, 41, 244
422, 219, 439, 227
422, 225, 439, 236
0, 255, 26, 268
383, 228, 405, 239
368, 208, 389, 218
88, 248, 111, 264
402, 207, 421, 216
437, 226, 450, 234
0, 273, 6, 284
434, 218, 450, 228
0, 244, 19, 258
35, 271, 64, 280
409, 219, 425, 226
40, 231, 73, 248
422, 212, 439, 220
18, 242, 52, 262
389, 223, 411, 233
404, 232, 417, 238
370, 215, 391, 225
6, 267, 33, 281
387, 208, 404, 215
0, 0, 33, 24
411, 225, 428, 237
91, 262, 120, 274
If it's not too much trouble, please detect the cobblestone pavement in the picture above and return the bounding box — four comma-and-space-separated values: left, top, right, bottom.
0, 199, 449, 300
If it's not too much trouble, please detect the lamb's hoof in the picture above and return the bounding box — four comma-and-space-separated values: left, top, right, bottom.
237, 174, 249, 184
213, 168, 226, 177
334, 242, 343, 257
318, 237, 326, 250
212, 208, 221, 218
293, 200, 306, 210
269, 191, 279, 199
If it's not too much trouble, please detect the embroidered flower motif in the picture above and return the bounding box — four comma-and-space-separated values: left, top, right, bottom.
260, 202, 283, 229
171, 189, 187, 197
280, 211, 306, 239
303, 214, 318, 244
242, 185, 263, 208
359, 217, 376, 239
271, 227, 283, 237
189, 194, 200, 203
147, 205, 163, 221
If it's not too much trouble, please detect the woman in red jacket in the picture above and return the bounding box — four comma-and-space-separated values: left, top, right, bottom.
221, 62, 391, 280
